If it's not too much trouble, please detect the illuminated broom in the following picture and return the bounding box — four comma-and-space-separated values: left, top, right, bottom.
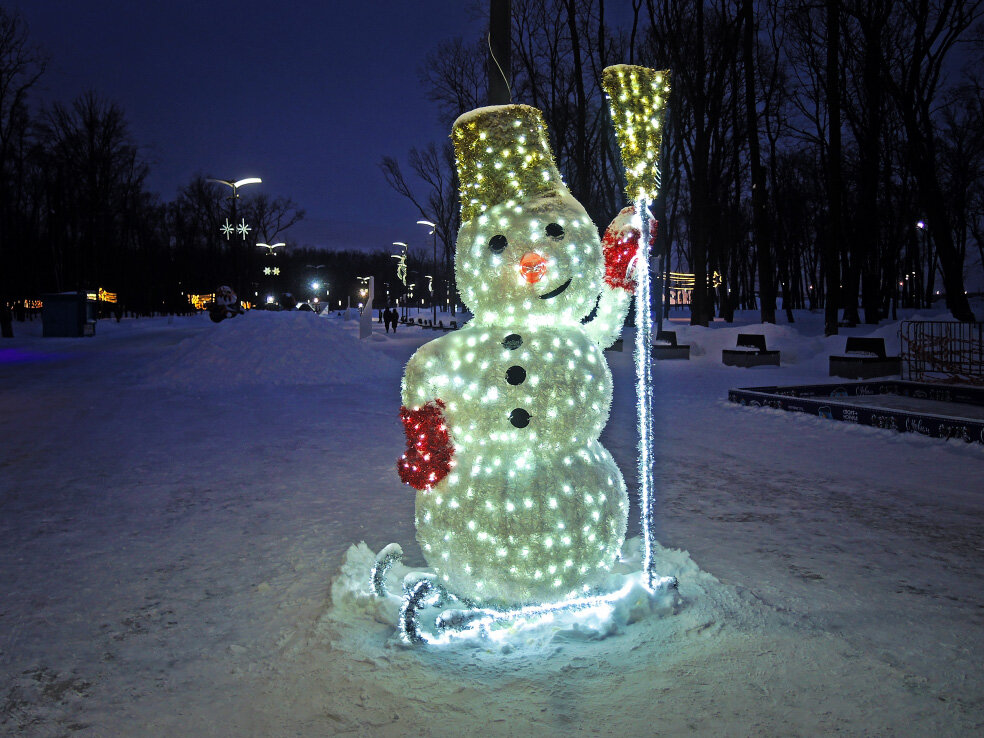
601, 65, 671, 590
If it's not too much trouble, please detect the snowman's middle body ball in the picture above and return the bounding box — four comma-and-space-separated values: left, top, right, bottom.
402, 194, 629, 606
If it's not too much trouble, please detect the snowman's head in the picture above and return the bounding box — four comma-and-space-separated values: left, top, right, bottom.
455, 193, 603, 325
451, 104, 603, 326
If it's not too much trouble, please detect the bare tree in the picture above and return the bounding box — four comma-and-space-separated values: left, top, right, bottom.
880, 0, 983, 322
37, 92, 148, 293
380, 143, 461, 307
0, 6, 47, 333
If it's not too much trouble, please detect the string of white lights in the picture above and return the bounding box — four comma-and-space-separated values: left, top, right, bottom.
399, 571, 678, 646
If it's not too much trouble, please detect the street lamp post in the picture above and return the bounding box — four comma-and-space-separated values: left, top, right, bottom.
392, 242, 408, 319
916, 220, 931, 307
210, 177, 261, 293
418, 220, 438, 324
425, 274, 434, 322
259, 243, 285, 303
210, 177, 262, 240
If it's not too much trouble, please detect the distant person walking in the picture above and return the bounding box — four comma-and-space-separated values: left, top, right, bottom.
1, 301, 13, 338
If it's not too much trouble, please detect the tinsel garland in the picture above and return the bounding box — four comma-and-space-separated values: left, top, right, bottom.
451, 104, 564, 223
600, 66, 671, 203
602, 205, 656, 292
370, 543, 403, 597
397, 399, 454, 490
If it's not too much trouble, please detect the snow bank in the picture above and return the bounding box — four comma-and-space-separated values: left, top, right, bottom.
327, 537, 695, 653
145, 311, 402, 389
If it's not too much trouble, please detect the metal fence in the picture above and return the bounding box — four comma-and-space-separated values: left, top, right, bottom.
900, 321, 984, 385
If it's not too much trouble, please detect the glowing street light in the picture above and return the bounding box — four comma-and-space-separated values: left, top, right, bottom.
211, 177, 262, 191
392, 242, 408, 285
392, 242, 409, 319
418, 220, 439, 324
258, 242, 285, 254
357, 276, 372, 314
209, 177, 261, 241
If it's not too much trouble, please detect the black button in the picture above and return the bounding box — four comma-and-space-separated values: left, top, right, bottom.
509, 408, 531, 428
489, 234, 508, 253
506, 365, 526, 385
502, 333, 522, 350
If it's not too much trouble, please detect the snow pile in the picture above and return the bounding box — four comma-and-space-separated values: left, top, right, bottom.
328, 537, 689, 652
145, 311, 402, 389
661, 319, 826, 367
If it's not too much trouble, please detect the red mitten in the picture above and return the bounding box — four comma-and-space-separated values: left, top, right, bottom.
602, 205, 657, 292
398, 399, 454, 490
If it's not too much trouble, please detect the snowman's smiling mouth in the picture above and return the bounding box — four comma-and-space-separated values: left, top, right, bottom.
538, 277, 572, 300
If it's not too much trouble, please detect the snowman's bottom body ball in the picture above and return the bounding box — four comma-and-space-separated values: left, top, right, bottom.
414, 440, 629, 607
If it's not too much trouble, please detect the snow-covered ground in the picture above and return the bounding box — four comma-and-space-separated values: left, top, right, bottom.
1, 306, 982, 736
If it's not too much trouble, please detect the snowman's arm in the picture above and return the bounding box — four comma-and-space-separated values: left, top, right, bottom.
583, 286, 632, 349
401, 344, 444, 408
584, 204, 649, 349
399, 343, 456, 490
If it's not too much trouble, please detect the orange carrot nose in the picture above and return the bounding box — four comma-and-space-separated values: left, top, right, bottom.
520, 252, 548, 284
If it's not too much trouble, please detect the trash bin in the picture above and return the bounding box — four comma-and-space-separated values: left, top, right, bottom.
41, 292, 97, 337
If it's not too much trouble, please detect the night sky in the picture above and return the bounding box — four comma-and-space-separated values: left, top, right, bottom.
15, 1, 487, 253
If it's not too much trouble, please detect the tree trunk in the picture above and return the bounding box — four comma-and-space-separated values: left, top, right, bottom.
742, 0, 775, 323
824, 0, 841, 336
689, 3, 710, 327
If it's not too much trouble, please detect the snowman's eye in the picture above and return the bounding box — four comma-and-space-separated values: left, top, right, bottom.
545, 223, 564, 239
489, 234, 508, 254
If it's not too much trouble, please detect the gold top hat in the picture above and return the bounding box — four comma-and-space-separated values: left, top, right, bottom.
602, 65, 671, 202
451, 104, 565, 224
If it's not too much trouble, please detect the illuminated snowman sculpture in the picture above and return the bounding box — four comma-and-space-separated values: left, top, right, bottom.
398, 104, 639, 607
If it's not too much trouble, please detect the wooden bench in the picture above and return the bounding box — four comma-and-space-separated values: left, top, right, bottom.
652, 330, 690, 360
829, 336, 900, 379
722, 333, 780, 367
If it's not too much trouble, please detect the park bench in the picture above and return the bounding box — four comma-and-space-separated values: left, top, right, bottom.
652, 330, 690, 360
829, 336, 900, 379
722, 333, 780, 367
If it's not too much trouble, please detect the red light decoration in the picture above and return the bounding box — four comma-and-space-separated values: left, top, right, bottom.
398, 399, 455, 490
601, 205, 656, 292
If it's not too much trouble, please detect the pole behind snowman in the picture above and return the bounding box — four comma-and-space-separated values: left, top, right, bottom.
601, 66, 671, 590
